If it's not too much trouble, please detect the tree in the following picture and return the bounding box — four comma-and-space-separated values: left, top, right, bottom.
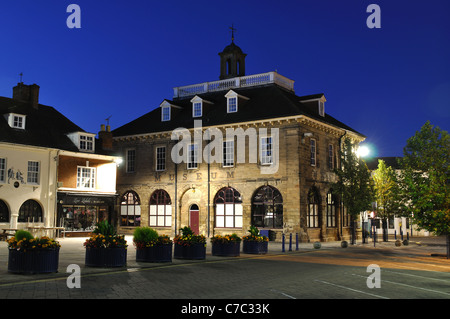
334, 138, 374, 244
372, 159, 404, 241
400, 121, 450, 258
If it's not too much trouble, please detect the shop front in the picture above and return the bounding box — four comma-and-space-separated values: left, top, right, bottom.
57, 193, 116, 236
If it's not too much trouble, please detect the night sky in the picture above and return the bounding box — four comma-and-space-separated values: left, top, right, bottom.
0, 0, 449, 158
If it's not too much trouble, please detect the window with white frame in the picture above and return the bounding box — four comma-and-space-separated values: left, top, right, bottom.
79, 135, 94, 151
27, 161, 40, 185
161, 106, 170, 121
310, 139, 316, 166
126, 149, 136, 173
156, 146, 166, 171
260, 136, 273, 165
77, 166, 95, 189
223, 140, 234, 167
0, 158, 6, 183
187, 143, 199, 169
12, 115, 25, 129
227, 97, 237, 113
193, 102, 202, 117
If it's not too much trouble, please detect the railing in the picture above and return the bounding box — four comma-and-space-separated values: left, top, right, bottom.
173, 71, 295, 99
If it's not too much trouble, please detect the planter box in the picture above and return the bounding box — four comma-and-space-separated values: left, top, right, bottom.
211, 242, 240, 257
8, 248, 59, 274
174, 243, 206, 260
243, 241, 268, 254
85, 247, 127, 267
136, 244, 172, 263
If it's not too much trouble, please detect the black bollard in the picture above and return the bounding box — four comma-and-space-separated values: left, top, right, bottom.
282, 234, 285, 252
289, 233, 292, 251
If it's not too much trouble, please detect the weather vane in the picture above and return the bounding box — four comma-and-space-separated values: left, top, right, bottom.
19, 72, 23, 83
229, 24, 236, 42
105, 115, 112, 126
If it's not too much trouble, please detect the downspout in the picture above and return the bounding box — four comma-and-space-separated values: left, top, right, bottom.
338, 130, 347, 240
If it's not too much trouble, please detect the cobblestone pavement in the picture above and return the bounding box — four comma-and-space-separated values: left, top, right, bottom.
0, 235, 448, 303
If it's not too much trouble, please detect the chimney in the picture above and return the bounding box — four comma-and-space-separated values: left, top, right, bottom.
13, 82, 40, 109
98, 124, 113, 151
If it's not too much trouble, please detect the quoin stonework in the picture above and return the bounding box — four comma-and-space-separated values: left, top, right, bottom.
112, 38, 365, 242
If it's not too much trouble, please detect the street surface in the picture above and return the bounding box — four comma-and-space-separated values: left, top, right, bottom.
0, 236, 448, 315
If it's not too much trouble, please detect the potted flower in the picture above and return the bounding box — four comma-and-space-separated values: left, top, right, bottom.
133, 227, 172, 263
173, 226, 206, 260
7, 230, 60, 274
84, 221, 127, 267
242, 226, 269, 254
211, 234, 241, 257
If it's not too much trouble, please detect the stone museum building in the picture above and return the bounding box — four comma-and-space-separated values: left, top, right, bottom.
112, 39, 365, 242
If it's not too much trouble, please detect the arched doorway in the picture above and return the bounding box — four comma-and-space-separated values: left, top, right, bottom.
189, 204, 200, 235
251, 185, 283, 229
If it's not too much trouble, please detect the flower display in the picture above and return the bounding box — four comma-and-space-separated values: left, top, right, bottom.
83, 233, 127, 249
210, 233, 241, 244
173, 226, 206, 247
7, 235, 61, 252
242, 226, 269, 242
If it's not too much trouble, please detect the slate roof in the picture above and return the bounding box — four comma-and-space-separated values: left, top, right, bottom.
0, 95, 114, 155
112, 83, 364, 138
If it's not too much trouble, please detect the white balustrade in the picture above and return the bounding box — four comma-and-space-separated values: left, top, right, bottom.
173, 72, 295, 98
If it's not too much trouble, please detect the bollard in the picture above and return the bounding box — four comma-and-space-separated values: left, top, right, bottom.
296, 233, 299, 251
394, 230, 396, 240
282, 234, 285, 252
407, 232, 409, 240
289, 233, 292, 251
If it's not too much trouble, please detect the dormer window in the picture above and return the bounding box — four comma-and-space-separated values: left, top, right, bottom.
4, 113, 26, 129
299, 94, 326, 117
193, 102, 202, 117
225, 90, 249, 113
190, 96, 212, 118
66, 132, 96, 153
161, 106, 170, 121
319, 101, 325, 117
228, 97, 237, 113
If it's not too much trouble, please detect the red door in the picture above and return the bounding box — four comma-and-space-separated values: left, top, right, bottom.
189, 204, 200, 235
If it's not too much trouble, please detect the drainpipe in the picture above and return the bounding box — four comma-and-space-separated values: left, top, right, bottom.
338, 130, 347, 240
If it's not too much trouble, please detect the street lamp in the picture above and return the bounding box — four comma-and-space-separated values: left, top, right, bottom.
357, 145, 370, 158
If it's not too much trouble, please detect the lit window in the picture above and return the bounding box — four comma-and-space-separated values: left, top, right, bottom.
149, 189, 172, 227
156, 146, 166, 171
27, 161, 40, 185
193, 102, 202, 117
77, 166, 95, 189
161, 106, 170, 121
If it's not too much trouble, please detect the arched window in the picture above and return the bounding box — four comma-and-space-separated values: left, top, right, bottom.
0, 200, 9, 223
120, 191, 141, 226
18, 199, 42, 223
307, 187, 320, 228
326, 189, 337, 227
251, 185, 283, 228
214, 187, 243, 228
149, 189, 172, 227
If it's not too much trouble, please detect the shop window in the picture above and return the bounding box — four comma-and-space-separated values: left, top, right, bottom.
149, 189, 172, 227
251, 185, 283, 228
120, 191, 141, 226
215, 187, 242, 228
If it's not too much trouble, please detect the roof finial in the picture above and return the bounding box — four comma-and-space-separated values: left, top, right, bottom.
229, 24, 236, 43
19, 72, 23, 83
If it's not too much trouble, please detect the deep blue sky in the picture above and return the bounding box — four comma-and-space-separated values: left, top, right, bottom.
0, 0, 449, 158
